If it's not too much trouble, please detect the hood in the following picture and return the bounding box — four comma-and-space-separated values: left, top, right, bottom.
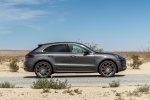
95, 52, 125, 60
95, 52, 116, 55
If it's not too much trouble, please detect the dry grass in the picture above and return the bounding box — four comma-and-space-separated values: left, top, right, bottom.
0, 50, 28, 63
0, 86, 150, 100
114, 52, 150, 61
0, 56, 25, 63
0, 50, 29, 57
62, 88, 82, 95
109, 80, 120, 88
0, 82, 15, 88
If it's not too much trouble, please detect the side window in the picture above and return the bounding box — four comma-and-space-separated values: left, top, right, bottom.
44, 44, 67, 52
69, 44, 86, 53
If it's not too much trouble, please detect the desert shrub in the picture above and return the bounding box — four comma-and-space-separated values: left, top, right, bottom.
0, 82, 15, 88
42, 88, 50, 93
126, 85, 149, 97
31, 78, 70, 89
0, 57, 6, 64
11, 58, 19, 63
102, 86, 109, 88
137, 85, 149, 93
62, 88, 82, 95
130, 55, 143, 69
109, 80, 120, 88
0, 57, 3, 64
77, 39, 104, 52
63, 89, 74, 95
20, 58, 25, 62
126, 90, 140, 97
74, 88, 82, 94
115, 93, 124, 100
31, 79, 49, 89
9, 59, 19, 72
88, 43, 104, 52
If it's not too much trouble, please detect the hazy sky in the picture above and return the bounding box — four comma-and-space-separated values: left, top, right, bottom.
0, 0, 150, 51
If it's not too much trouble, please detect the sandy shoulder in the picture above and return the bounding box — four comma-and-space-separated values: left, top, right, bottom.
118, 61, 150, 75
0, 86, 150, 100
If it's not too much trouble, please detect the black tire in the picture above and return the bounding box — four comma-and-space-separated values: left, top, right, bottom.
34, 61, 52, 78
99, 60, 116, 77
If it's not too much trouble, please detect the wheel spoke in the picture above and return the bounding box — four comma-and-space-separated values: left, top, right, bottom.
100, 61, 116, 76
35, 62, 51, 77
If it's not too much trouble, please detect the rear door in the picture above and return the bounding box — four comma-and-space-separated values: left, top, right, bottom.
44, 44, 70, 72
68, 43, 96, 72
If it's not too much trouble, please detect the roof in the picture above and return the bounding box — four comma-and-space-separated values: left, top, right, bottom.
38, 42, 83, 46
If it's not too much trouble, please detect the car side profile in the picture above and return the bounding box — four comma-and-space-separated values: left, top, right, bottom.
24, 42, 127, 78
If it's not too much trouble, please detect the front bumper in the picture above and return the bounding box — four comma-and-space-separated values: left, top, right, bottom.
121, 60, 127, 70
116, 59, 127, 72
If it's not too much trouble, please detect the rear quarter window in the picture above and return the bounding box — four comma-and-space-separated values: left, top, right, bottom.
43, 44, 67, 52
30, 45, 42, 53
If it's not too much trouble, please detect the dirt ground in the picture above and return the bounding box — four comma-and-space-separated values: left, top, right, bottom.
0, 86, 150, 100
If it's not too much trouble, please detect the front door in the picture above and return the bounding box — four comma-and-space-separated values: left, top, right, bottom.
68, 43, 96, 72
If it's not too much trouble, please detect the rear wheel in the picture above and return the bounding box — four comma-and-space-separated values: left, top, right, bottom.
99, 60, 116, 77
35, 61, 52, 78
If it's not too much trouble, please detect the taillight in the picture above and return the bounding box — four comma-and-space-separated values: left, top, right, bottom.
25, 55, 34, 58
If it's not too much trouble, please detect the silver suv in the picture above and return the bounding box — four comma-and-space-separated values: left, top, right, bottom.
24, 42, 126, 78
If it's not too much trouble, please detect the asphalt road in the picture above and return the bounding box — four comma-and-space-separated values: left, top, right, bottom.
0, 74, 150, 87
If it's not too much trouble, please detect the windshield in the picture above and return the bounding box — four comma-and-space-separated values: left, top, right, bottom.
81, 44, 96, 53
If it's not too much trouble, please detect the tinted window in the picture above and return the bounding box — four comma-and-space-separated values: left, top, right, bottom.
69, 44, 87, 53
44, 44, 67, 52
30, 45, 42, 53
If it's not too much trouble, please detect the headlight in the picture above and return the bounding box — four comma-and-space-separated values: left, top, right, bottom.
114, 54, 120, 58
115, 54, 125, 60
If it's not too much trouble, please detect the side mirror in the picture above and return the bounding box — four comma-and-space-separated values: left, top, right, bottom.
84, 50, 90, 55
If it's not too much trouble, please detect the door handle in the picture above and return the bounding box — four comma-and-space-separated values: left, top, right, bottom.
48, 55, 53, 57
71, 55, 76, 58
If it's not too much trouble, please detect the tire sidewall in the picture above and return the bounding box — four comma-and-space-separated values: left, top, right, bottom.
35, 61, 52, 78
99, 60, 116, 77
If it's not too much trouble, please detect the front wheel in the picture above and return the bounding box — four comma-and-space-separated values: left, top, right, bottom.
35, 61, 52, 78
99, 60, 117, 77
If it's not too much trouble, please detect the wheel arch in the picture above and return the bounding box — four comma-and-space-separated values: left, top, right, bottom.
98, 59, 118, 73
33, 60, 54, 73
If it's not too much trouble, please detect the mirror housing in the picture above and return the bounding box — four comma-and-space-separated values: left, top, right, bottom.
84, 50, 90, 55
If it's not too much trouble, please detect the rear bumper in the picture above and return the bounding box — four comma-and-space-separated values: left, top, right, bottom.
24, 66, 33, 72
24, 61, 34, 72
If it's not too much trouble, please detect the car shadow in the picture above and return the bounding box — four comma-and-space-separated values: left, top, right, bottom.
24, 74, 125, 78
